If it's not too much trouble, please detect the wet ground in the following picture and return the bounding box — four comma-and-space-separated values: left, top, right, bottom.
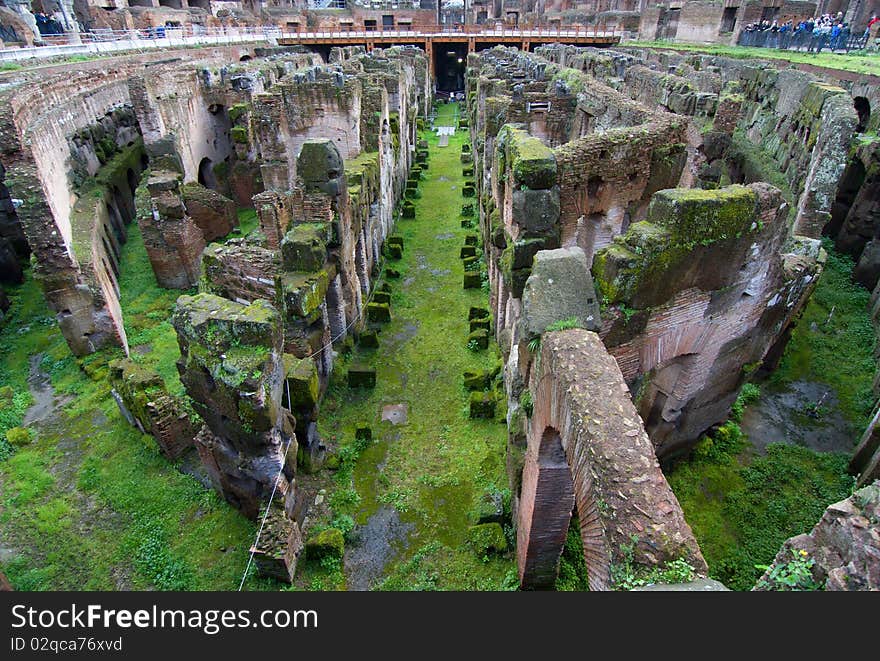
343, 507, 415, 591
740, 380, 856, 455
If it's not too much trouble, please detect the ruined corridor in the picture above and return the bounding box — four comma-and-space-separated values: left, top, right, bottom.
0, 39, 879, 593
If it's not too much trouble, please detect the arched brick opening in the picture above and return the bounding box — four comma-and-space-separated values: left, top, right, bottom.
516, 330, 708, 591
517, 373, 612, 590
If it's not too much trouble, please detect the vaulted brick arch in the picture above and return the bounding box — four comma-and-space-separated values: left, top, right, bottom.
516, 329, 707, 590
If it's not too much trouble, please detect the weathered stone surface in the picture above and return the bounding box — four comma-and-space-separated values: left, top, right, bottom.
200, 241, 280, 306
521, 247, 600, 337
854, 240, 880, 291
173, 294, 293, 519
518, 329, 706, 590
251, 507, 304, 584
108, 358, 194, 460
755, 482, 880, 591
180, 182, 237, 242
281, 223, 329, 272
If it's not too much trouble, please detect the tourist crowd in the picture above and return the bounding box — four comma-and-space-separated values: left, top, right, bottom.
739, 12, 878, 53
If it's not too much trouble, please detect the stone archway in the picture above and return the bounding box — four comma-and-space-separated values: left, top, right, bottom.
516, 329, 707, 590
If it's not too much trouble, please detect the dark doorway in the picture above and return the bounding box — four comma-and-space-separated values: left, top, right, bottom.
198, 157, 218, 190
720, 7, 737, 33
854, 97, 871, 133
434, 43, 468, 92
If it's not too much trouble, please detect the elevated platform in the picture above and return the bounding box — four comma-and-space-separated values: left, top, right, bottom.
278, 26, 620, 51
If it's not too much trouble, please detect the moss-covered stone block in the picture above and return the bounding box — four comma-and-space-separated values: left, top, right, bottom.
464, 233, 478, 247
358, 329, 380, 348
372, 291, 391, 305
469, 306, 489, 320
468, 328, 489, 350
367, 302, 391, 323
281, 270, 330, 319
497, 125, 556, 189
469, 391, 496, 418
466, 522, 507, 554
648, 185, 757, 245
348, 366, 376, 388
405, 187, 421, 200
305, 528, 345, 561
387, 235, 404, 250
283, 354, 319, 410
461, 203, 475, 217
231, 126, 249, 144
386, 268, 401, 279
462, 255, 479, 270
461, 218, 474, 229
462, 184, 476, 197
463, 167, 474, 178
463, 271, 482, 289
460, 152, 474, 164
460, 245, 477, 259
281, 223, 329, 272
385, 243, 403, 259
470, 316, 491, 333
464, 369, 491, 391
402, 200, 416, 219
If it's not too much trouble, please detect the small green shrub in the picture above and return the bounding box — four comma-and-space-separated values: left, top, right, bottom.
5, 427, 32, 447
545, 317, 580, 332
755, 549, 823, 591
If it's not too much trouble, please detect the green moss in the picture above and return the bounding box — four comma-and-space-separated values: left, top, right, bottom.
496, 125, 556, 189
312, 112, 512, 590
305, 527, 345, 561
769, 240, 876, 429
228, 103, 249, 125
231, 127, 248, 144
5, 427, 32, 447
466, 522, 507, 555
628, 41, 880, 77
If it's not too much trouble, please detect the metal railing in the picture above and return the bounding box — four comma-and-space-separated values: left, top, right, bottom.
737, 28, 871, 52
0, 23, 619, 62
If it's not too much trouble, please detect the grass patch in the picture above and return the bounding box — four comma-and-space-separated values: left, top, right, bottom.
0, 216, 256, 590
309, 105, 514, 590
769, 240, 876, 430
627, 40, 880, 77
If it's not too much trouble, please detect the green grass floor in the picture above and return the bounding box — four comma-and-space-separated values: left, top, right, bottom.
666, 243, 872, 590
294, 103, 516, 591
0, 213, 257, 590
627, 40, 880, 78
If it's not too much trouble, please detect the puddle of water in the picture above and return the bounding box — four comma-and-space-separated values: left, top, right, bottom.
435, 233, 455, 241
741, 380, 856, 455
344, 506, 414, 591
23, 354, 57, 427
381, 403, 408, 425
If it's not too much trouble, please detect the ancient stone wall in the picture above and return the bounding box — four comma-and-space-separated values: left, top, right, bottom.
517, 329, 707, 589
593, 183, 822, 457
755, 481, 880, 591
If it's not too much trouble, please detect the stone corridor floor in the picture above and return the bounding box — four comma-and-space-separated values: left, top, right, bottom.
306, 103, 516, 591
